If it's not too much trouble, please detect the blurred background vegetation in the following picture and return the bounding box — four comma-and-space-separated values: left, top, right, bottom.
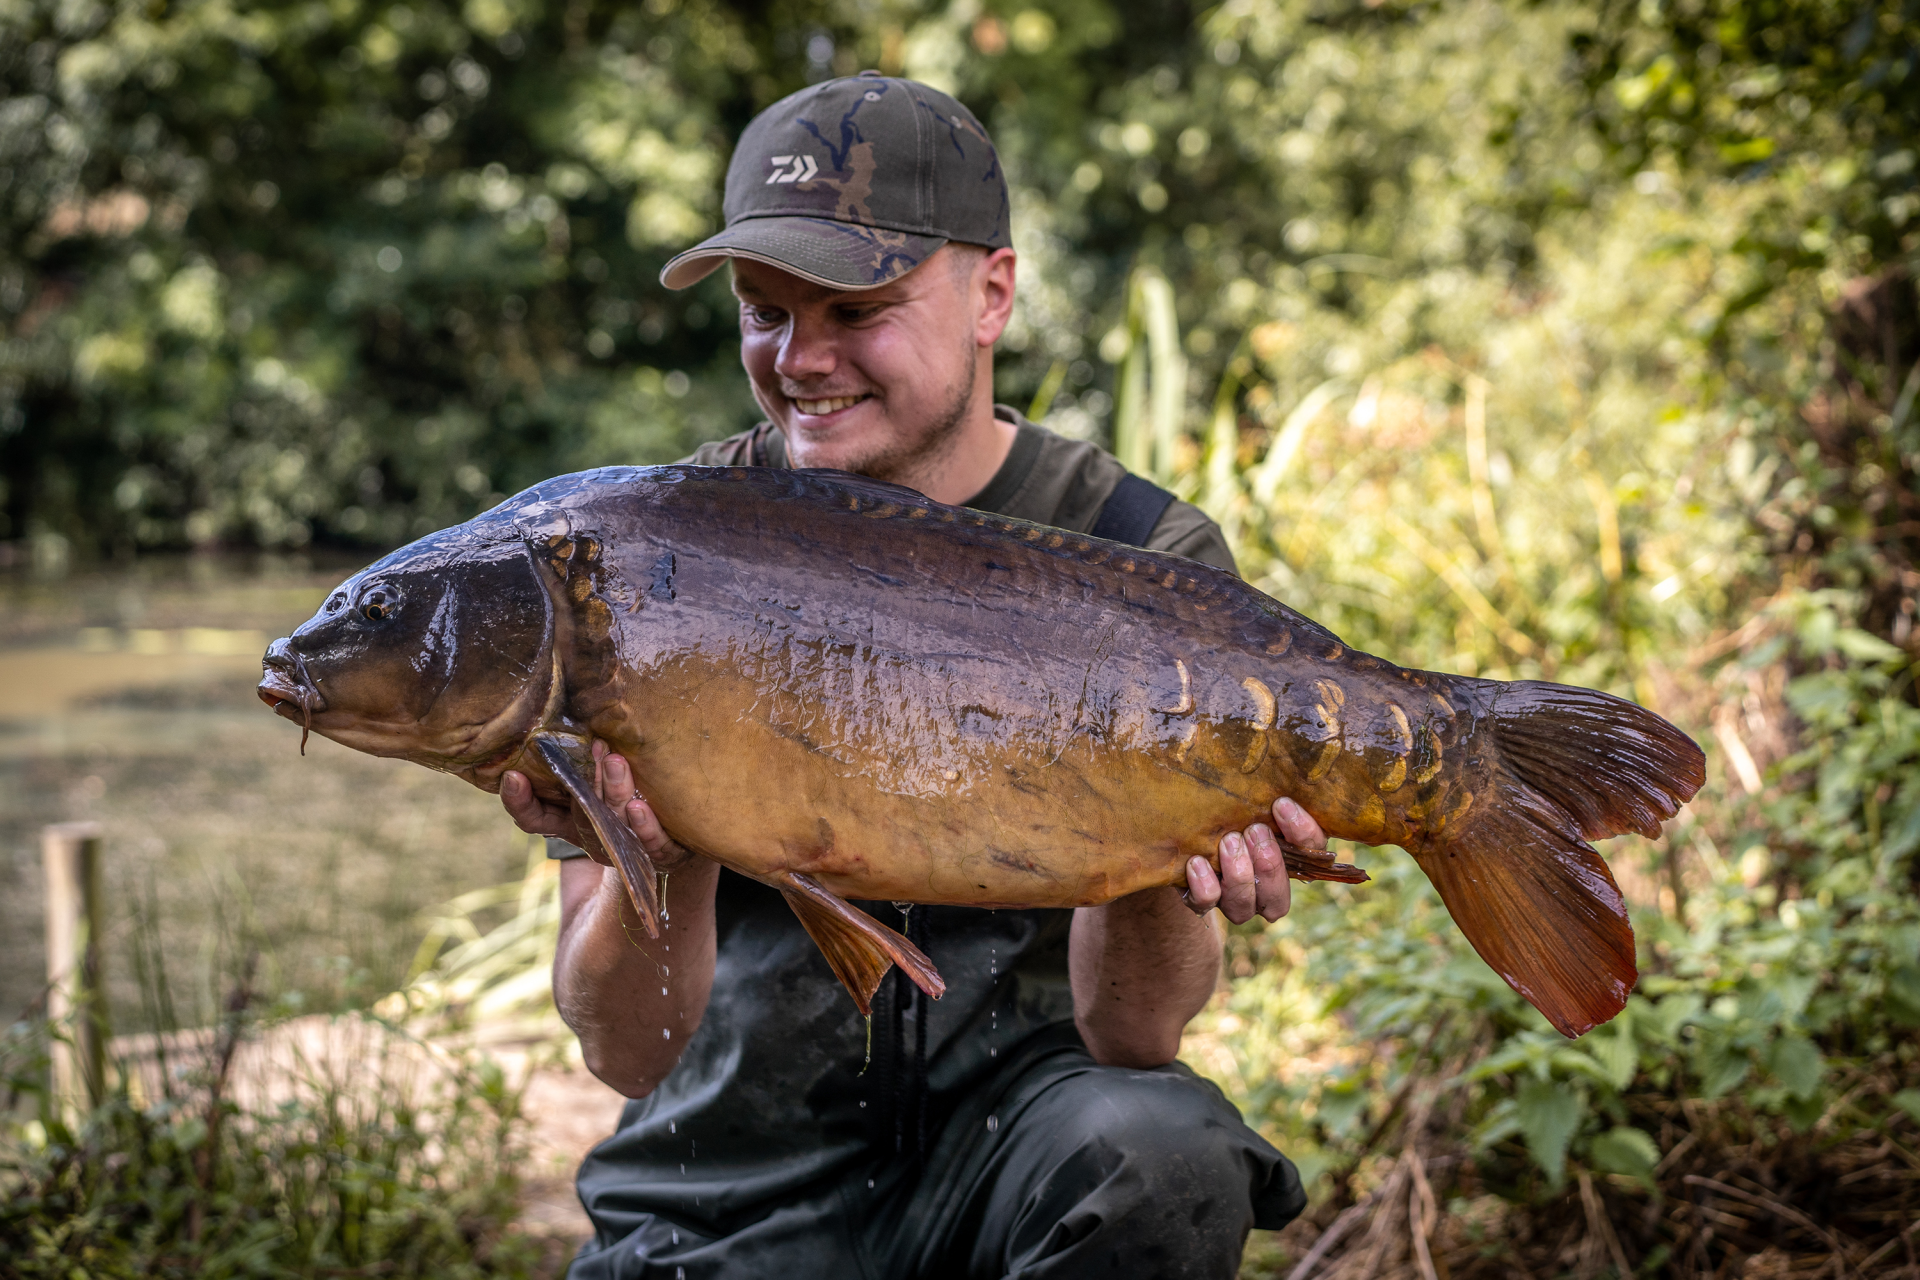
5, 0, 1919, 1274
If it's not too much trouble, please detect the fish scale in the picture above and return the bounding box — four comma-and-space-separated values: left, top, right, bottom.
258, 465, 1705, 1037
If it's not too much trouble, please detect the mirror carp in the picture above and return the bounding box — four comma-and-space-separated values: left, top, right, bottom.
258, 465, 1705, 1037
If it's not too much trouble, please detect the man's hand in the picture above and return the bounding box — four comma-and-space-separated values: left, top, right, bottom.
1180, 798, 1325, 925
500, 742, 695, 873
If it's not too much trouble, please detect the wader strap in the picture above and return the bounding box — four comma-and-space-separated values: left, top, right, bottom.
1090, 474, 1176, 548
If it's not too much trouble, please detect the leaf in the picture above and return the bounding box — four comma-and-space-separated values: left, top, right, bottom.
1785, 672, 1853, 725
1784, 1092, 1826, 1134
1515, 1078, 1584, 1187
1773, 972, 1818, 1019
1892, 1090, 1920, 1126
1589, 1125, 1660, 1185
1550, 1048, 1618, 1087
1472, 1099, 1523, 1152
1888, 966, 1920, 1025
1643, 992, 1703, 1042
1589, 1023, 1638, 1090
1718, 136, 1776, 165
1696, 1042, 1752, 1099
1766, 1035, 1823, 1100
1833, 628, 1905, 664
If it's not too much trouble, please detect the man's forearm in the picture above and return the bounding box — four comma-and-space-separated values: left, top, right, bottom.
554, 859, 721, 1097
1069, 887, 1223, 1069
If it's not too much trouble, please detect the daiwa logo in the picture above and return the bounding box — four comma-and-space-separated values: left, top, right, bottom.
766, 154, 820, 183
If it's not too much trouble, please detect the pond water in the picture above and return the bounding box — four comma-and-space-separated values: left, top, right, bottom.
1, 553, 528, 1033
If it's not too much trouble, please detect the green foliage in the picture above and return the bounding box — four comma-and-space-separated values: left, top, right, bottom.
1579, 0, 1920, 276
0, 1012, 537, 1278
2, 0, 771, 553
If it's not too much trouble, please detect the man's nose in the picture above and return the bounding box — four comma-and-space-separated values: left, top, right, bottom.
774, 312, 838, 381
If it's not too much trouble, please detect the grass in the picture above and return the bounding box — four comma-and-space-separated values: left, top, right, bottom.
1, 977, 546, 1277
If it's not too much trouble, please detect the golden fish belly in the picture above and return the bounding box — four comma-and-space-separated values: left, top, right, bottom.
605, 657, 1297, 908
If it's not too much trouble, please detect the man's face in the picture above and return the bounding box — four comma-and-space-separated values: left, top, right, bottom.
731, 248, 990, 483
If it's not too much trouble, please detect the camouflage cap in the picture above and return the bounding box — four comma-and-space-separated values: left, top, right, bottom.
659, 73, 1011, 292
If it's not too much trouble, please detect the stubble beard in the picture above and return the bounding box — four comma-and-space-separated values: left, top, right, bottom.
783, 340, 978, 491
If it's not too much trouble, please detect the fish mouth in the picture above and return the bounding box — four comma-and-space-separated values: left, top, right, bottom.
257, 650, 327, 754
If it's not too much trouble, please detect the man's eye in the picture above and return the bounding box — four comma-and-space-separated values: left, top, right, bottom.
746, 307, 785, 326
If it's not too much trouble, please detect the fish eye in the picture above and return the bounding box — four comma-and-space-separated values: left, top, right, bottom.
357, 584, 399, 623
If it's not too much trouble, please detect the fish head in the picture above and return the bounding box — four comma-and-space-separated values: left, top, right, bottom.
258, 532, 559, 774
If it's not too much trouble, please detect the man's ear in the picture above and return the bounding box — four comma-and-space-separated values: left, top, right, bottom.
975, 246, 1017, 348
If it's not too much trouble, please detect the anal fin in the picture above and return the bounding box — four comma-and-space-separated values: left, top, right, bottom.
533, 736, 662, 937
775, 872, 946, 1016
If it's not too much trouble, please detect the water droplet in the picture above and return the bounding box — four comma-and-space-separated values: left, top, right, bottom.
662, 965, 670, 976
663, 1028, 672, 1039
662, 987, 669, 996
986, 1114, 999, 1133
671, 1229, 679, 1245
677, 1268, 686, 1280
669, 1120, 676, 1134
989, 1047, 996, 1056
680, 1162, 686, 1174
868, 1178, 876, 1188
859, 1099, 867, 1108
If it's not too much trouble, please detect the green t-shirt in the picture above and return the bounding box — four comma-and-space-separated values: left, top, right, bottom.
682, 404, 1236, 573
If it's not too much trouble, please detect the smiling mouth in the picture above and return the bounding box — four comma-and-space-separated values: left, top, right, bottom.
791, 393, 870, 416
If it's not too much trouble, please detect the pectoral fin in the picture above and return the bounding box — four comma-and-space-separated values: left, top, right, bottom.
774, 872, 946, 1016
533, 736, 662, 937
1277, 838, 1370, 885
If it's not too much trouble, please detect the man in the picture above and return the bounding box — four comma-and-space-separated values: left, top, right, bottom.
500, 73, 1326, 1278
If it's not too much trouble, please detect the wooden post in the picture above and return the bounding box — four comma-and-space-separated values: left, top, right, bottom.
43, 822, 107, 1113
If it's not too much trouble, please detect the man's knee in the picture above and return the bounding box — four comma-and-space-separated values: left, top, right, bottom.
1027, 1062, 1246, 1173
984, 1063, 1276, 1276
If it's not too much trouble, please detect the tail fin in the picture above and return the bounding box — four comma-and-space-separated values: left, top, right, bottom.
1416, 681, 1704, 1037
1493, 681, 1706, 841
